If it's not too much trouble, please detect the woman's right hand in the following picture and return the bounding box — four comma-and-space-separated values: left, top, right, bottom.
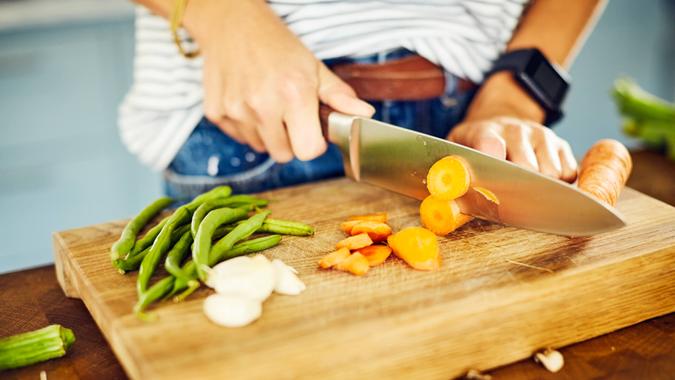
184, 0, 374, 163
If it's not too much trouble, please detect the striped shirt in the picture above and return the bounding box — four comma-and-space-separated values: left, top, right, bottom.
119, 0, 528, 171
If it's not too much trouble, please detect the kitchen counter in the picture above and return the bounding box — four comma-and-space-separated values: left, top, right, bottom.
1, 150, 674, 380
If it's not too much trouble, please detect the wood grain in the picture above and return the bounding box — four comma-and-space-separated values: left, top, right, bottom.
52, 178, 675, 380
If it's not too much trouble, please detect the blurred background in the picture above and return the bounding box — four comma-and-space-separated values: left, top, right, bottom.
0, 0, 673, 273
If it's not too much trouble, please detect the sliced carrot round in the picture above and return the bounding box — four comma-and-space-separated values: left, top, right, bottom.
419, 195, 473, 236
387, 227, 440, 271
356, 245, 392, 266
426, 155, 471, 200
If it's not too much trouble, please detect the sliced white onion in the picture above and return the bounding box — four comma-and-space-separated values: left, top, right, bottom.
203, 294, 262, 328
208, 255, 276, 301
272, 259, 306, 295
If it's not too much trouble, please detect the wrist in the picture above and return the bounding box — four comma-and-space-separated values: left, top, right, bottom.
464, 72, 546, 124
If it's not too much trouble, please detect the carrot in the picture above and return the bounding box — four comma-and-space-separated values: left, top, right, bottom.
578, 139, 633, 206
336, 252, 370, 276
350, 221, 392, 242
419, 195, 473, 236
356, 245, 392, 266
318, 247, 350, 269
336, 233, 373, 250
347, 213, 388, 223
387, 227, 441, 271
426, 155, 471, 200
339, 220, 361, 234
473, 186, 500, 205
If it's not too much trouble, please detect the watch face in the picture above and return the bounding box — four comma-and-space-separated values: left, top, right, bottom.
525, 53, 569, 105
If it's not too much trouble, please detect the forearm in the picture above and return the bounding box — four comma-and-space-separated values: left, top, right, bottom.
464, 0, 607, 123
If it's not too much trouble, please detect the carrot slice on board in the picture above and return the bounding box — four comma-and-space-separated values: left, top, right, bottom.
419, 195, 473, 236
426, 155, 471, 200
387, 227, 441, 271
336, 252, 370, 276
350, 221, 392, 242
347, 213, 388, 223
339, 220, 361, 235
318, 247, 350, 269
473, 186, 500, 205
336, 233, 373, 250
356, 245, 392, 266
577, 139, 632, 206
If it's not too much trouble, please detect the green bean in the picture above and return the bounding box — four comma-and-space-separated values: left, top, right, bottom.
137, 206, 190, 295
193, 208, 250, 281
170, 235, 282, 300
114, 224, 191, 273
191, 195, 268, 237
133, 276, 175, 317
185, 186, 232, 212
220, 218, 314, 236
110, 197, 173, 261
163, 230, 194, 281
129, 215, 169, 256
209, 211, 270, 264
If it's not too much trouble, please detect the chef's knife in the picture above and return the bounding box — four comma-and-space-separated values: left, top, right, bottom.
323, 111, 626, 236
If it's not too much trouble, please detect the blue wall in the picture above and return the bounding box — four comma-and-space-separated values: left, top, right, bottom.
0, 0, 673, 273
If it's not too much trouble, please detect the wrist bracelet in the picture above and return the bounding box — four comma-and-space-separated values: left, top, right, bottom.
170, 0, 200, 59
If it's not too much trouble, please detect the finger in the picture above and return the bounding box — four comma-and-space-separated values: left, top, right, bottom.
471, 123, 507, 160
203, 61, 225, 126
531, 126, 563, 179
283, 85, 327, 161
237, 122, 266, 153
318, 63, 375, 117
255, 110, 294, 163
558, 140, 578, 183
215, 117, 246, 145
504, 122, 539, 171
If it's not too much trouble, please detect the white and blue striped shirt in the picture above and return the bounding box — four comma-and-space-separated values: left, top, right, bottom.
119, 0, 528, 170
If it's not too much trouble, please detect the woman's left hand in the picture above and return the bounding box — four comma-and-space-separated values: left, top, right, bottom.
449, 116, 578, 183
450, 72, 577, 183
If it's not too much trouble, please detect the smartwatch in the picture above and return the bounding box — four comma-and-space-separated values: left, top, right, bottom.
486, 48, 570, 126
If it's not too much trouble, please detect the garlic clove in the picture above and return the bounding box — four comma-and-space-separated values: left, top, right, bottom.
272, 259, 306, 295
534, 348, 564, 373
210, 255, 276, 301
203, 294, 262, 328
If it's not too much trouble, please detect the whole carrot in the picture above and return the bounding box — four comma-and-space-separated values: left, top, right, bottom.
577, 139, 632, 206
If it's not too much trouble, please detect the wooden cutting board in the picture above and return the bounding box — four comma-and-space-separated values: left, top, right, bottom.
53, 178, 675, 380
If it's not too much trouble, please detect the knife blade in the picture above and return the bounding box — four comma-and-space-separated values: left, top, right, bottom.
326, 112, 626, 236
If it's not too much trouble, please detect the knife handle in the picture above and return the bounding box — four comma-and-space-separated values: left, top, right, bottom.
577, 139, 632, 207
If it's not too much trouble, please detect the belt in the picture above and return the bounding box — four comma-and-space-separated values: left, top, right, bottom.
330, 54, 475, 101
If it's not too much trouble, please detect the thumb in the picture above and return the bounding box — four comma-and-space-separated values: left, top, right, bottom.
317, 63, 375, 117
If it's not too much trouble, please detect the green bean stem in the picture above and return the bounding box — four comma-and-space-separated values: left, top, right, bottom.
170, 234, 281, 299
193, 208, 252, 281
110, 197, 173, 261
0, 324, 76, 370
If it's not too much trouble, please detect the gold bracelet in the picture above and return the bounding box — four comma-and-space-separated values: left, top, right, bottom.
170, 0, 200, 59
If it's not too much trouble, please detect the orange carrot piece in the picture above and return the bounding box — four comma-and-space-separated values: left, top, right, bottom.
339, 220, 361, 235
387, 227, 440, 271
347, 212, 388, 223
356, 245, 392, 267
350, 221, 392, 242
419, 195, 473, 236
473, 186, 500, 205
336, 233, 373, 250
426, 155, 471, 200
336, 252, 370, 276
318, 247, 350, 269
577, 139, 632, 206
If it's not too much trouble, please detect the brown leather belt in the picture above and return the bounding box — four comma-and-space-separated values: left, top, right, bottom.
330, 54, 475, 101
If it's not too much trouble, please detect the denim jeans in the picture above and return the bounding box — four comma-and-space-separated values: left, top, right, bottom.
164, 50, 477, 201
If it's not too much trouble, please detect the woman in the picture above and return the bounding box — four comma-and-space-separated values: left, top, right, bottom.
120, 0, 604, 200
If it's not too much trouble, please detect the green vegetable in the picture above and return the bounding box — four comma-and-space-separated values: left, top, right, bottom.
185, 186, 233, 212
171, 235, 282, 301
129, 215, 170, 256
191, 195, 268, 237
193, 208, 251, 281
163, 230, 195, 282
110, 197, 173, 262
613, 77, 675, 160
115, 224, 191, 273
133, 276, 176, 317
0, 324, 75, 370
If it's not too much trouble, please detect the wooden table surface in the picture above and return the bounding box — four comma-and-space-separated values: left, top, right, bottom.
2, 150, 674, 380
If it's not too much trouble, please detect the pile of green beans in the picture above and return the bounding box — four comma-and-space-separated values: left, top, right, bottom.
109, 186, 314, 318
